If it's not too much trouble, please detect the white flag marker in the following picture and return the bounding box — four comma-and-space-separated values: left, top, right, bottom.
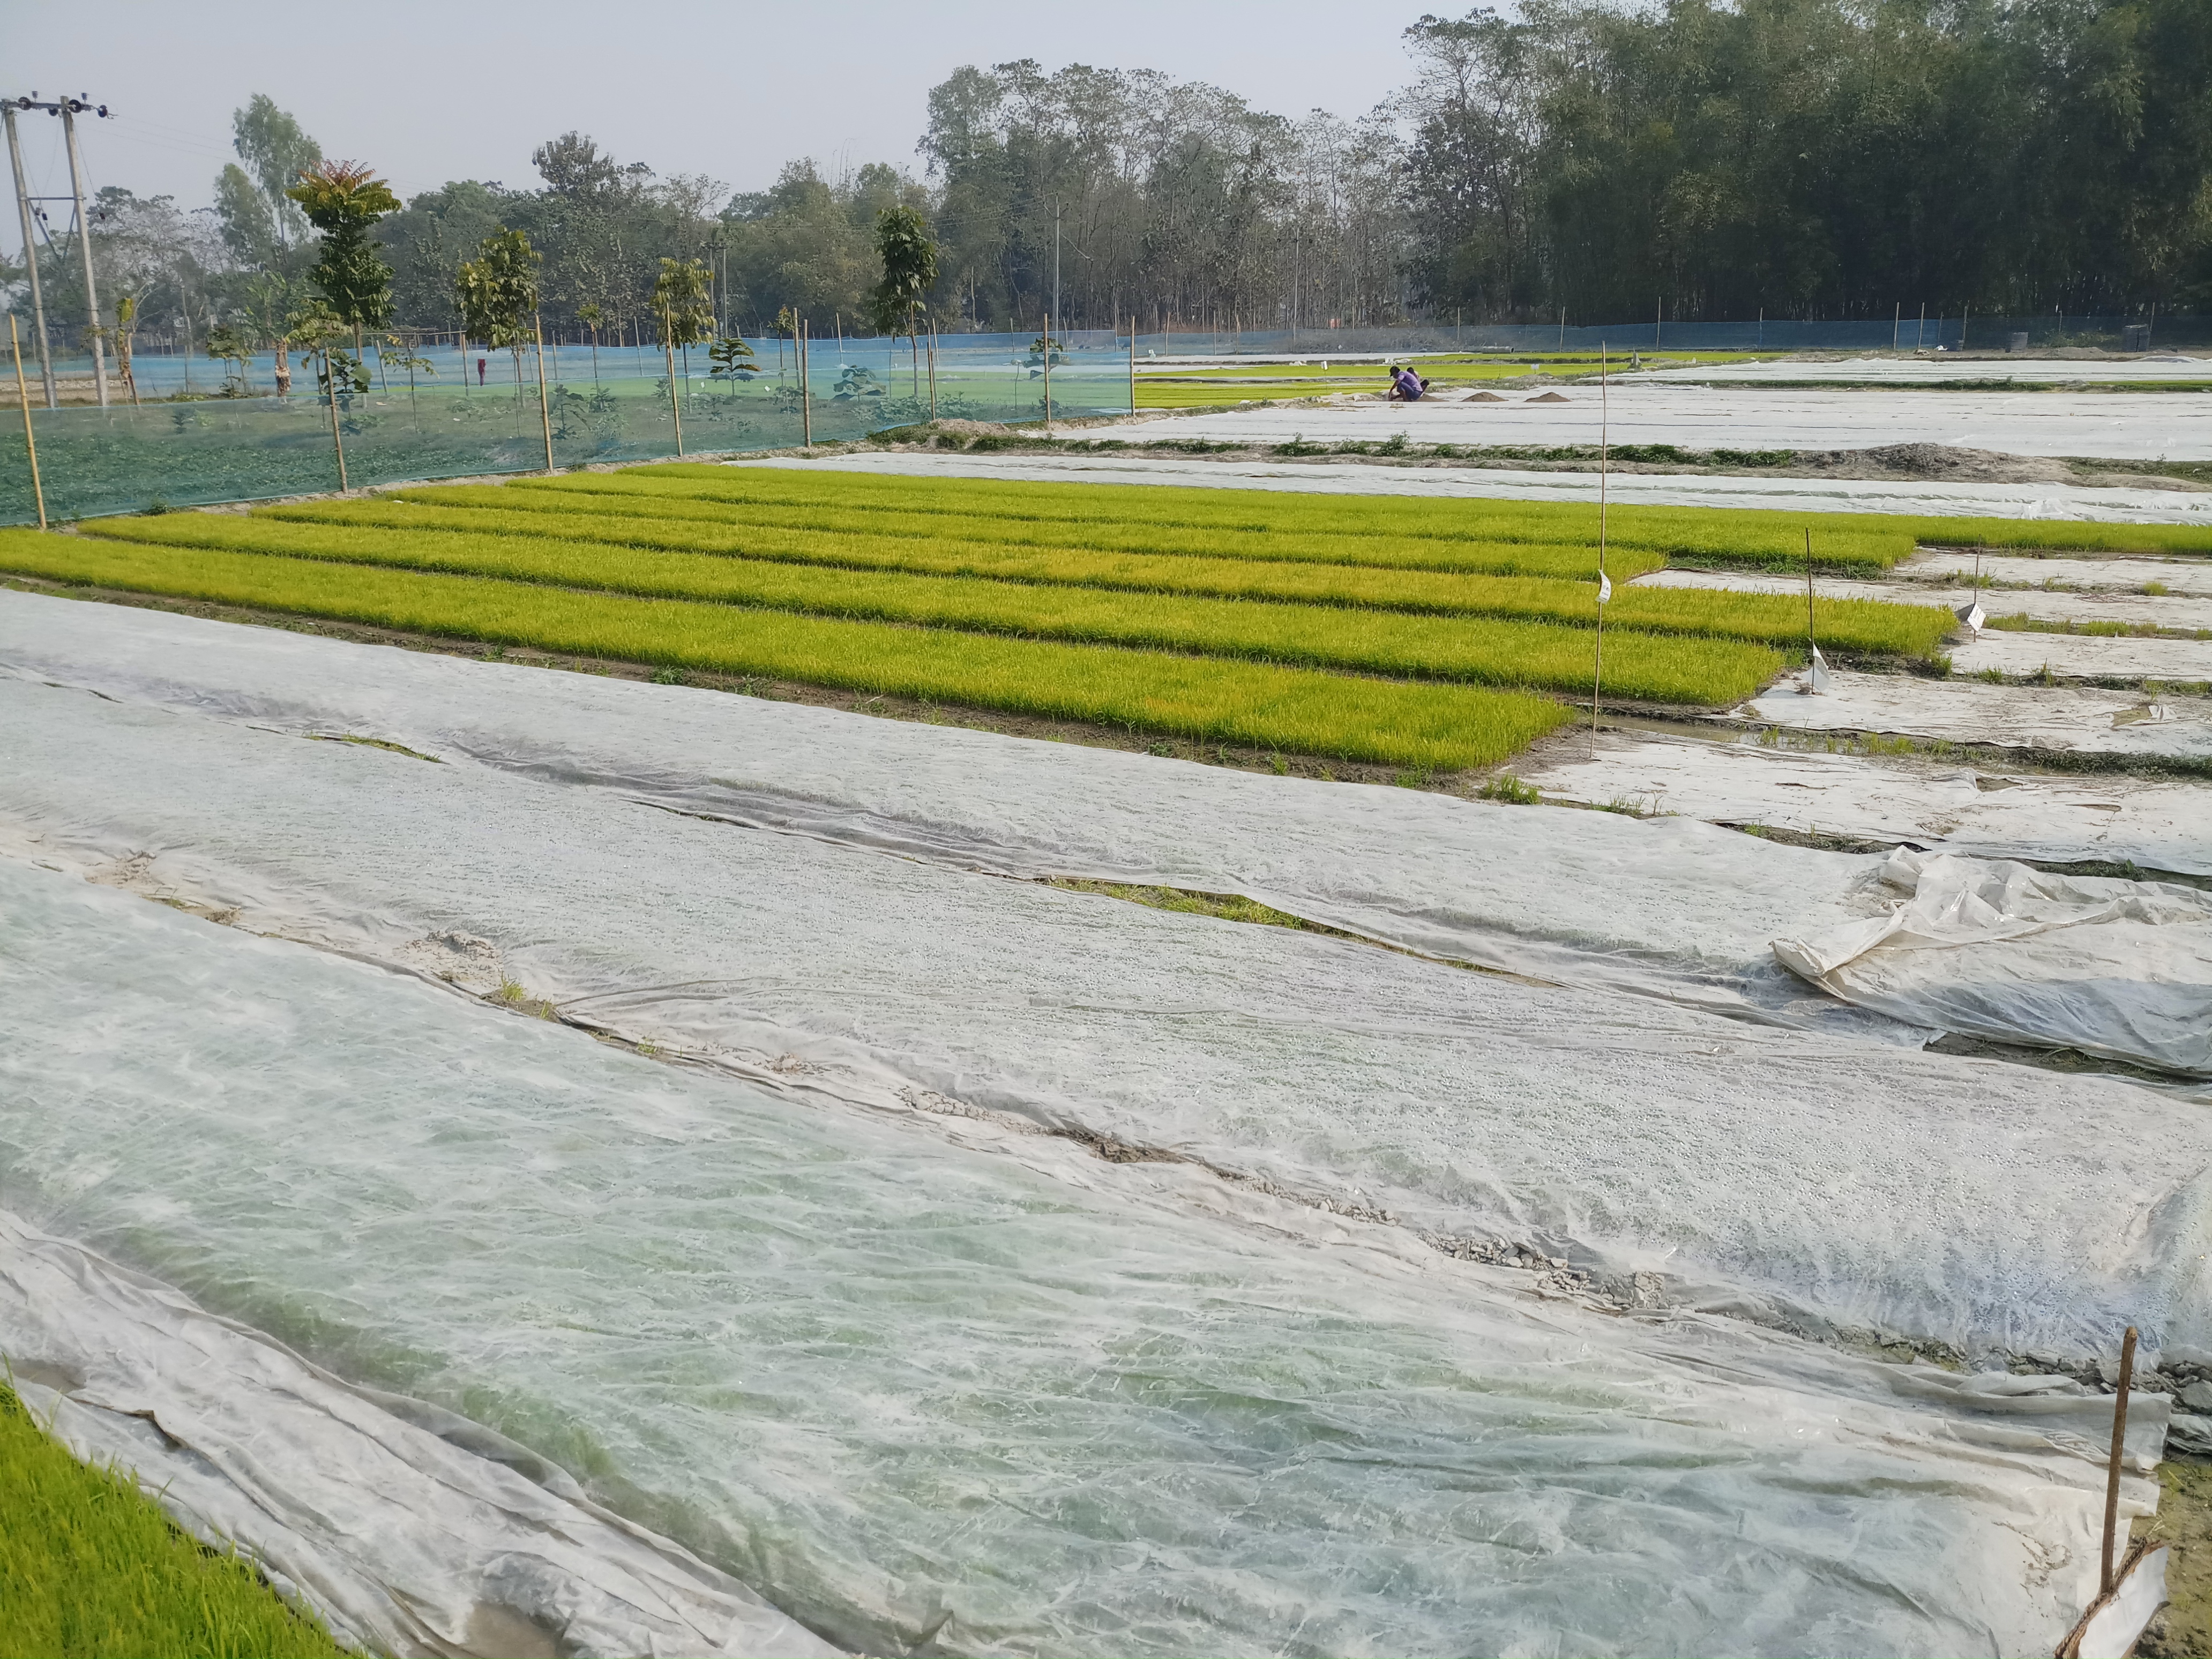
1597, 570, 1612, 604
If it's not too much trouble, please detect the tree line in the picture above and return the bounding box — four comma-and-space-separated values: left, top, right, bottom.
6, 0, 2208, 372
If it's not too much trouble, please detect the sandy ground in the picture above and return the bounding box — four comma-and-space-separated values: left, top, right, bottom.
1103, 386, 2212, 461
733, 452, 2212, 524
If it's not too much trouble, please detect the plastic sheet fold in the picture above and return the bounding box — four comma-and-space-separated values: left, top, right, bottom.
0, 863, 2179, 1657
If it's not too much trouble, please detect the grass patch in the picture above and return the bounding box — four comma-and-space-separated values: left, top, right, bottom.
0, 529, 1572, 769
0, 1380, 350, 1658
81, 514, 1787, 704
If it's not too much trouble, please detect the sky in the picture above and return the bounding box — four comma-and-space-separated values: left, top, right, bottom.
5, 0, 1440, 221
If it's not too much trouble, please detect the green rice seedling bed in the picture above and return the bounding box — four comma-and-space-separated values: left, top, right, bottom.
515, 466, 1919, 569
276, 487, 1663, 584
0, 530, 1572, 768
0, 1382, 350, 1658
267, 497, 1950, 657
84, 514, 1785, 704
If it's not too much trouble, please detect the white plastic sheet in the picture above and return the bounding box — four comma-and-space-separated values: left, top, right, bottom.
1520, 732, 2212, 878
1902, 551, 2212, 597
1773, 849, 2212, 1074
733, 453, 2212, 525
1947, 630, 2212, 682
4, 667, 2211, 1361
1107, 387, 2212, 461
1634, 567, 2212, 633
0, 860, 2178, 1658
1627, 355, 2212, 385
1744, 670, 2212, 759
0, 1213, 836, 1659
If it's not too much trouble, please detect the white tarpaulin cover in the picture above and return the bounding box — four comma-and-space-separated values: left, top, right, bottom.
1520, 732, 2212, 878
3, 646, 2211, 1361
0, 1212, 836, 1659
1634, 567, 2212, 633
1901, 551, 2212, 597
1773, 849, 2212, 1074
1744, 671, 2212, 758
731, 453, 2212, 525
1627, 355, 2212, 385
1106, 388, 2212, 462
0, 861, 2177, 1658
1947, 629, 2212, 682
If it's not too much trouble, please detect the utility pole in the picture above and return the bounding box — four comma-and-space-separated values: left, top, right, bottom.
55, 94, 110, 406
1052, 199, 1062, 352
3, 100, 56, 407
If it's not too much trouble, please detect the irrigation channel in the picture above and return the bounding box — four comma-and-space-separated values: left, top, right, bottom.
0, 442, 2208, 1655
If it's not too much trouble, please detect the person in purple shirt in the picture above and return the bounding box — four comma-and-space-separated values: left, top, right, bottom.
1386, 363, 1425, 400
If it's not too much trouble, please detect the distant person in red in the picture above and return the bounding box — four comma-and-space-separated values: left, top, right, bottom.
476, 356, 488, 385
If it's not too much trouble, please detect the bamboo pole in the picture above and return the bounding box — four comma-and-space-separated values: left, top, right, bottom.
1042, 323, 1053, 439
2102, 1327, 2139, 1596
534, 312, 555, 472
662, 307, 685, 457
325, 348, 349, 493
1592, 342, 1609, 749
10, 315, 47, 528
1127, 315, 1135, 413
926, 318, 938, 419
799, 319, 812, 449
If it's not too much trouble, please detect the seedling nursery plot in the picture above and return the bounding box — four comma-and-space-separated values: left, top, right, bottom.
8, 462, 2189, 772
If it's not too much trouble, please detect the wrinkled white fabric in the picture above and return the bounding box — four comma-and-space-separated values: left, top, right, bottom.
3, 670, 2211, 1361
0, 864, 2176, 1658
1633, 567, 2212, 632
1744, 671, 2212, 758
1521, 732, 2212, 878
733, 452, 2212, 524
1774, 849, 2212, 1074
1626, 355, 2212, 385
1900, 551, 2212, 597
0, 1214, 837, 1659
0, 588, 1905, 1037
1948, 630, 2212, 682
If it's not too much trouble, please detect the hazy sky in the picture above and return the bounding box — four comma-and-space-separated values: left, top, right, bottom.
6, 0, 1440, 219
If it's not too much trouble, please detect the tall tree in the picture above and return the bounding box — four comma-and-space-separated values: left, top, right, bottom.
871, 206, 938, 390
216, 95, 322, 271
455, 228, 541, 387
288, 162, 401, 355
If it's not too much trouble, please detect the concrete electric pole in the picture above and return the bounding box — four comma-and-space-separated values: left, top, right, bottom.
3, 99, 56, 408
6, 92, 113, 407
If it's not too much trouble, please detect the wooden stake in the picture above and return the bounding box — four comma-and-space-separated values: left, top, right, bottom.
1805, 527, 1818, 660
534, 312, 555, 473
1128, 316, 1136, 413
10, 315, 47, 528
1042, 321, 1053, 439
1592, 342, 1608, 749
325, 348, 349, 493
661, 308, 684, 457
799, 319, 811, 449
927, 318, 938, 419
2103, 1326, 2139, 1596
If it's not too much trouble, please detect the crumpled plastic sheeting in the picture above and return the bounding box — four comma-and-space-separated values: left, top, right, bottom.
0, 864, 2175, 1658
0, 1214, 839, 1659
1745, 671, 2212, 759
1774, 849, 2212, 1075
4, 675, 2211, 1362
1634, 567, 2212, 633
1947, 629, 2212, 683
1521, 732, 2212, 878
1901, 551, 2212, 599
0, 588, 1921, 1038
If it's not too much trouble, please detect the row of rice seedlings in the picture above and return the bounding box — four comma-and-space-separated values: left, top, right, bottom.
0, 1382, 352, 1658
523, 466, 1918, 569
363, 483, 1671, 580
85, 513, 1786, 704
0, 529, 1571, 769
269, 495, 1952, 657
581, 465, 2212, 564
